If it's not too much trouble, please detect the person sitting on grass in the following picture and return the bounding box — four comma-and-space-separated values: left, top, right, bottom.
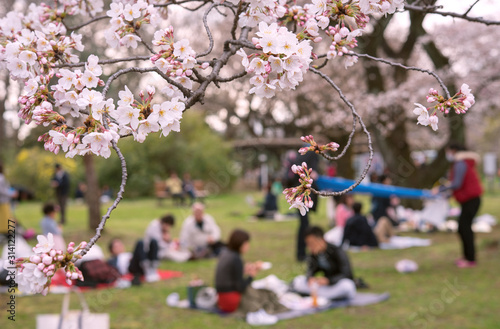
292, 226, 357, 300
144, 214, 191, 263
40, 203, 65, 250
180, 202, 223, 259
255, 183, 278, 220
108, 238, 159, 285
215, 229, 287, 319
342, 202, 379, 249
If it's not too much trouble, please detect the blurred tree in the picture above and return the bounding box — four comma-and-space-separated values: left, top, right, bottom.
97, 110, 235, 198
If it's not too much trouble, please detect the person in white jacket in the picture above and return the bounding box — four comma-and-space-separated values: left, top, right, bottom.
180, 202, 223, 258
144, 214, 191, 263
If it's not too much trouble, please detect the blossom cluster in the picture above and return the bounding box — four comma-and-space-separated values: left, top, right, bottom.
283, 162, 315, 216
238, 22, 313, 98
11, 234, 86, 295
358, 0, 405, 15
413, 84, 475, 131
298, 135, 340, 155
151, 26, 209, 95
104, 0, 161, 48
109, 85, 185, 143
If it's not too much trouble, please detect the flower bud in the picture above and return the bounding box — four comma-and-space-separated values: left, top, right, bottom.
42, 256, 53, 265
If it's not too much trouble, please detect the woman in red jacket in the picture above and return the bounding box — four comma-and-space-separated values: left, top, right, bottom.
434, 143, 483, 268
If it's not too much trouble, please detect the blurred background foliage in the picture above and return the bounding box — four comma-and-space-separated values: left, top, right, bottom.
6, 111, 236, 199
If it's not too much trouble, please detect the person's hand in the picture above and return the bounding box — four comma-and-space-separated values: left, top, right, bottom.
207, 236, 214, 244
254, 261, 263, 270
431, 187, 440, 195
308, 277, 328, 286
315, 277, 329, 286
244, 263, 258, 277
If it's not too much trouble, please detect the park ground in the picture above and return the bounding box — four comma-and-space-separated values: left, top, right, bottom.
1, 192, 500, 329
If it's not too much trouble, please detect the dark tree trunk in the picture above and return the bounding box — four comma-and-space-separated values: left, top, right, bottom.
84, 154, 101, 231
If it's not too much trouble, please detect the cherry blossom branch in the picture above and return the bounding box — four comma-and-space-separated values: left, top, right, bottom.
153, 68, 193, 98
184, 27, 251, 108
66, 15, 108, 31
215, 70, 247, 82
404, 3, 500, 26
134, 30, 155, 54
351, 52, 451, 99
52, 56, 151, 68
102, 67, 158, 97
79, 140, 127, 257
309, 67, 373, 196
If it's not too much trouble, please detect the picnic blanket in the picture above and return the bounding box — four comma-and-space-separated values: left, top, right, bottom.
0, 269, 183, 295
50, 269, 182, 293
170, 291, 390, 322
378, 236, 431, 250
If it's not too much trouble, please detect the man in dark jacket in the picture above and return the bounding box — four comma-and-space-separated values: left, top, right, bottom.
433, 143, 483, 268
292, 226, 356, 300
51, 164, 70, 225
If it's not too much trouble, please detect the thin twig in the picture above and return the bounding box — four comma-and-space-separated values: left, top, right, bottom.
216, 70, 247, 82
352, 52, 451, 99
196, 3, 217, 59
103, 67, 158, 97
404, 3, 500, 26
79, 140, 127, 257
463, 0, 481, 16
134, 30, 155, 54
309, 67, 374, 197
66, 15, 108, 31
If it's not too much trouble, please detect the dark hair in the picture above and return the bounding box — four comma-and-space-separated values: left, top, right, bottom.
55, 163, 61, 169
0, 163, 3, 174
353, 202, 362, 214
338, 194, 353, 205
160, 214, 175, 226
42, 203, 56, 215
108, 238, 120, 253
304, 226, 325, 239
378, 174, 390, 184
227, 229, 250, 253
447, 142, 466, 152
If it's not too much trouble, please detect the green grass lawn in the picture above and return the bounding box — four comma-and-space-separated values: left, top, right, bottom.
1, 192, 500, 328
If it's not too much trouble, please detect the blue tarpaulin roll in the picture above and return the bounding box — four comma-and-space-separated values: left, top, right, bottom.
316, 176, 434, 199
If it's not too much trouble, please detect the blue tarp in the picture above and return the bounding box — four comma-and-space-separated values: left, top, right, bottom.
316, 176, 433, 199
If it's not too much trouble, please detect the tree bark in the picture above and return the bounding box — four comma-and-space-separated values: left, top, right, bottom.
83, 154, 101, 231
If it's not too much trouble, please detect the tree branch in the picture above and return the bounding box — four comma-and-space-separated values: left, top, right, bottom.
78, 140, 127, 257
404, 3, 500, 25
102, 67, 158, 97
351, 52, 451, 99
196, 4, 217, 59
309, 67, 374, 197
66, 15, 108, 31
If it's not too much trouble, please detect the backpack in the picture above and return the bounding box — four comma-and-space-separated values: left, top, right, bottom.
76, 259, 121, 287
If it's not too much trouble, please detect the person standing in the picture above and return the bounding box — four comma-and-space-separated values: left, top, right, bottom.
51, 163, 70, 225
433, 143, 483, 268
0, 164, 15, 236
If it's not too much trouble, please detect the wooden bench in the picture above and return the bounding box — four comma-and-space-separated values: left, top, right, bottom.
154, 180, 168, 206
